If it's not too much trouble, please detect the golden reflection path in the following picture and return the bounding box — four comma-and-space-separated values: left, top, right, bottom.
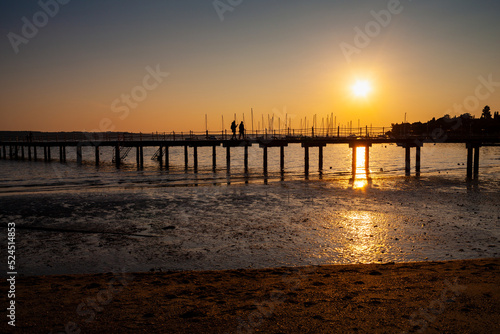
352, 146, 370, 190
340, 211, 389, 262
345, 148, 388, 261
311, 146, 390, 262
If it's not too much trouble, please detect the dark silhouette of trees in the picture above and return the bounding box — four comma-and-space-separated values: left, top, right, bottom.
389, 105, 500, 137
481, 105, 492, 120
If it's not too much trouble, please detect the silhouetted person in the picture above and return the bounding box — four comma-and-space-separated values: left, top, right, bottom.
230, 120, 237, 139
239, 121, 245, 139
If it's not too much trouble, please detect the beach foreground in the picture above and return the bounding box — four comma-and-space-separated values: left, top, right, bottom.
4, 258, 499, 333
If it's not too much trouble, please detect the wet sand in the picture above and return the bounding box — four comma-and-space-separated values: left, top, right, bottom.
3, 258, 499, 333
1, 180, 499, 275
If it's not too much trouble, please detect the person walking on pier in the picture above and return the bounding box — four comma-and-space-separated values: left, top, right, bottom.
231, 120, 237, 139
239, 121, 245, 139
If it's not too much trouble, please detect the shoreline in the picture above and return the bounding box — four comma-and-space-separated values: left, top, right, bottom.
3, 258, 499, 333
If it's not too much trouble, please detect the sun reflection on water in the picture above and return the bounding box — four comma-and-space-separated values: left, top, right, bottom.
341, 211, 388, 262
352, 178, 368, 190
352, 146, 370, 190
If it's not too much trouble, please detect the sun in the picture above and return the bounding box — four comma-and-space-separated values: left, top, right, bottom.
351, 80, 372, 98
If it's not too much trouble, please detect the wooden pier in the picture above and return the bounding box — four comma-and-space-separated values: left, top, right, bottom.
1, 129, 499, 180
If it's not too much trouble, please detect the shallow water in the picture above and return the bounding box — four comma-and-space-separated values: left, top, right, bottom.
0, 143, 499, 193
0, 143, 499, 275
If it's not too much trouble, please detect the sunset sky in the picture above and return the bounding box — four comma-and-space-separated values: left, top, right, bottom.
1, 0, 500, 132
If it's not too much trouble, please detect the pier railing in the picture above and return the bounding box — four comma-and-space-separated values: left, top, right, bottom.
2, 126, 391, 142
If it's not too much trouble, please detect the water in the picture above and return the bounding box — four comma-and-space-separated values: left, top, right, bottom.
0, 143, 499, 275
1, 143, 499, 193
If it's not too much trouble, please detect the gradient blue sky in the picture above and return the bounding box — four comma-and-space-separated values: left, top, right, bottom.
1, 0, 500, 132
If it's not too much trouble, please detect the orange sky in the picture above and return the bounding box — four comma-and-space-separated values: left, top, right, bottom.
1, 1, 500, 132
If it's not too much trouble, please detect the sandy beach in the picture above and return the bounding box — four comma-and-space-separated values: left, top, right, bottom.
1, 258, 498, 333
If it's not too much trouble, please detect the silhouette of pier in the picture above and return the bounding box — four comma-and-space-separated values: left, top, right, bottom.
1, 127, 499, 180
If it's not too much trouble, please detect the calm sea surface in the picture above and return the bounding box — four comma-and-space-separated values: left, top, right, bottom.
1, 143, 499, 193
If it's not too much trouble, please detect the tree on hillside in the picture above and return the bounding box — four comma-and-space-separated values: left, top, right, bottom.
481, 105, 492, 119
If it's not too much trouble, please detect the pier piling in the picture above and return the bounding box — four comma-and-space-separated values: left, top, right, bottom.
77, 145, 82, 165
280, 146, 285, 172
165, 146, 169, 169
416, 146, 421, 175
114, 144, 120, 167
194, 146, 198, 172
351, 146, 356, 178
405, 145, 411, 176
212, 146, 216, 171
140, 146, 144, 167
318, 145, 323, 171
95, 146, 99, 165
465, 143, 482, 180
304, 146, 309, 176
365, 145, 370, 172
263, 146, 268, 174
158, 145, 163, 167
244, 145, 248, 173
473, 146, 480, 179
